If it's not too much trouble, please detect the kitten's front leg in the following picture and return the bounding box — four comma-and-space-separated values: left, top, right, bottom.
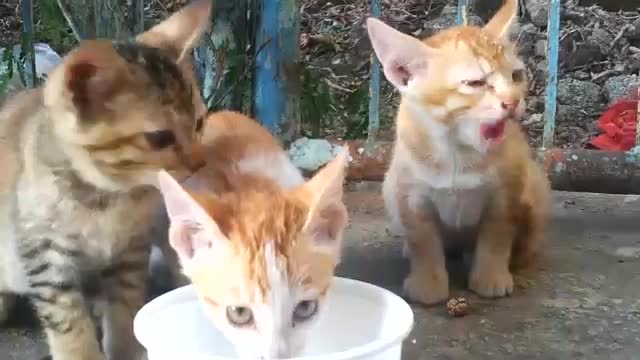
469, 208, 516, 298
22, 251, 102, 360
101, 246, 150, 360
403, 217, 449, 305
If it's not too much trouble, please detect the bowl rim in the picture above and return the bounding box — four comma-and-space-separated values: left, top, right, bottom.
134, 276, 414, 360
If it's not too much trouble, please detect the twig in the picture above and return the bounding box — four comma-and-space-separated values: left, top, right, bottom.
324, 78, 354, 93
591, 69, 622, 81
206, 38, 272, 109
609, 24, 633, 52
56, 0, 83, 40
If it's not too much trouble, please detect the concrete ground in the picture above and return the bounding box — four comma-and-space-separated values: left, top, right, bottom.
2, 184, 640, 359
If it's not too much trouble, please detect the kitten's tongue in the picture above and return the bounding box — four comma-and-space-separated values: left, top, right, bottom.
481, 120, 506, 140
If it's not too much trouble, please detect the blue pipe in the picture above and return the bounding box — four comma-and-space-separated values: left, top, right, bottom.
456, 0, 470, 25
253, 0, 299, 137
543, 0, 561, 150
21, 0, 36, 87
367, 0, 381, 142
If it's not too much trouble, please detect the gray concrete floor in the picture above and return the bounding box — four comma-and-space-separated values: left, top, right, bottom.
2, 184, 640, 359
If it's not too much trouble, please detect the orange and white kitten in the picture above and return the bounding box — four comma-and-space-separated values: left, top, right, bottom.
367, 0, 550, 305
156, 111, 350, 359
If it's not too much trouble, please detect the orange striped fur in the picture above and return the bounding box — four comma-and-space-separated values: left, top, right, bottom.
367, 0, 550, 305
157, 111, 349, 358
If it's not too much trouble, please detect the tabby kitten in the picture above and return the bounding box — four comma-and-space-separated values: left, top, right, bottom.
0, 1, 211, 359
367, 0, 550, 305
156, 111, 350, 359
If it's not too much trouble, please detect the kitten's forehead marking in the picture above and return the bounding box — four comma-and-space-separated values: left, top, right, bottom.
264, 241, 291, 331
111, 41, 196, 137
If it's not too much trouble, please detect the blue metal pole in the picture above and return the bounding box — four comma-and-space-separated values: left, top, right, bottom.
542, 0, 561, 150
367, 0, 381, 142
21, 0, 36, 87
456, 0, 470, 25
253, 0, 300, 140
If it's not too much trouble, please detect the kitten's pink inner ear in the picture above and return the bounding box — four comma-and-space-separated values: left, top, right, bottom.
63, 47, 119, 114
366, 17, 435, 89
483, 0, 518, 39
169, 222, 196, 260
157, 170, 228, 261
136, 0, 212, 61
300, 151, 349, 253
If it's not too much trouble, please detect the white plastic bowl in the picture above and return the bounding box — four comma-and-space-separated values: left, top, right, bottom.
134, 277, 414, 360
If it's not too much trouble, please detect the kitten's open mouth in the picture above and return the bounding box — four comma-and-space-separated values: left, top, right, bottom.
480, 119, 506, 141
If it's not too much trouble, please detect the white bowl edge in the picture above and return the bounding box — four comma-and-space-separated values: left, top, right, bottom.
134, 276, 415, 360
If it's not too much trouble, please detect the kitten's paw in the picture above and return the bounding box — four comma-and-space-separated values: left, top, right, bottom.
469, 266, 514, 298
403, 269, 449, 305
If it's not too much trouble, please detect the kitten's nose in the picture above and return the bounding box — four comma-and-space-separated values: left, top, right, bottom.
501, 99, 519, 113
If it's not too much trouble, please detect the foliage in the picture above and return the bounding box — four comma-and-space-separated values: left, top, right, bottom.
300, 66, 370, 139
36, 0, 76, 52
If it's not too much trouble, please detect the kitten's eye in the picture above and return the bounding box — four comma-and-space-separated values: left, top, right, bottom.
226, 306, 254, 327
512, 69, 526, 83
195, 116, 204, 133
462, 79, 487, 88
293, 300, 318, 322
144, 130, 176, 149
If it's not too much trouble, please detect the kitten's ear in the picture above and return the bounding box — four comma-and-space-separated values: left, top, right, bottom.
45, 41, 124, 116
483, 0, 518, 39
298, 150, 350, 259
157, 170, 227, 268
137, 0, 212, 61
366, 17, 437, 90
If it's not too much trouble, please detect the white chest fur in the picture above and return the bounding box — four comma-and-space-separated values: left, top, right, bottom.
408, 157, 494, 228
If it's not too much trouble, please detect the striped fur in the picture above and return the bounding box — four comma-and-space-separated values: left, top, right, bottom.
0, 1, 211, 360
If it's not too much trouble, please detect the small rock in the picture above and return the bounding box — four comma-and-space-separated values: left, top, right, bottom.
446, 297, 469, 317
516, 23, 539, 58
563, 41, 605, 69
288, 137, 347, 172
534, 39, 547, 57
522, 113, 543, 126
603, 74, 640, 102
557, 78, 602, 114
527, 96, 545, 113
525, 0, 549, 28
588, 28, 614, 54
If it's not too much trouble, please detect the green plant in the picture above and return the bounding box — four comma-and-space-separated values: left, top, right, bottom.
37, 0, 76, 52
0, 48, 15, 96
300, 67, 333, 138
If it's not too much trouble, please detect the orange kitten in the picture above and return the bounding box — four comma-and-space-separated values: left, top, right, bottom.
156, 111, 350, 358
367, 0, 550, 305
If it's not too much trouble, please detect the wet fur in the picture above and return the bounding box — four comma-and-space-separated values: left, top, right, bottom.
0, 2, 211, 360
368, 0, 550, 305
156, 111, 350, 358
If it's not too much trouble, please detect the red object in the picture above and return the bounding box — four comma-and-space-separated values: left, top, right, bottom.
481, 119, 506, 140
588, 90, 639, 151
